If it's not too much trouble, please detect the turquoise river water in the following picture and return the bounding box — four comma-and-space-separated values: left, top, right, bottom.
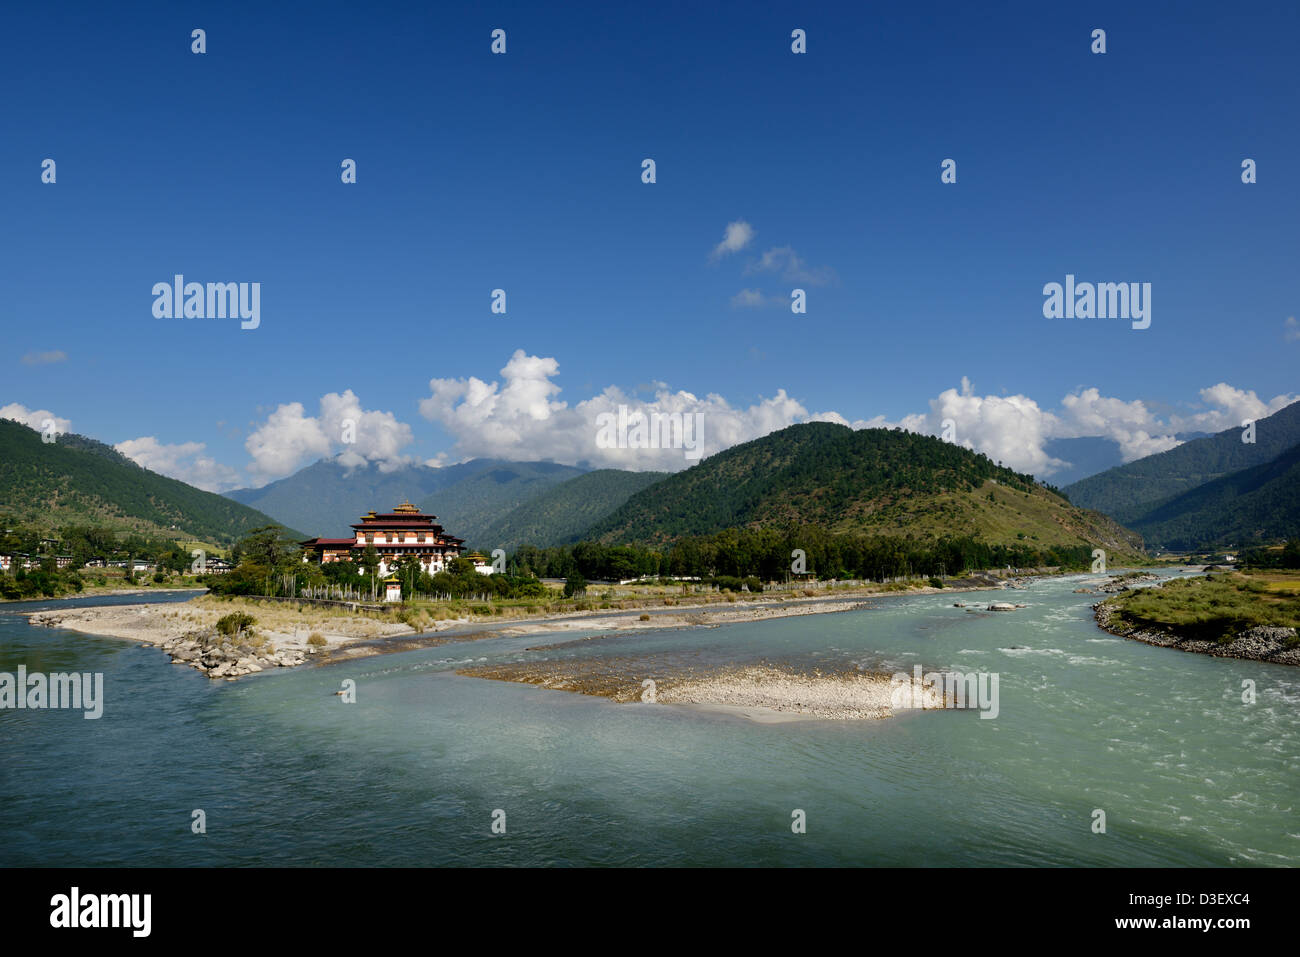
1, 569, 1296, 866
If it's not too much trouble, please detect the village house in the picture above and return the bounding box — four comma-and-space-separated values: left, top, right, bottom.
300, 503, 468, 577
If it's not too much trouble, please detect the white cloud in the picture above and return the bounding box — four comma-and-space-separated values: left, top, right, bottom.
115, 437, 241, 493
21, 350, 67, 366
744, 245, 837, 286
244, 390, 415, 485
1170, 383, 1299, 434
418, 355, 1300, 479
860, 379, 1067, 476
0, 402, 71, 436
1285, 316, 1299, 342
859, 380, 1300, 478
1056, 388, 1180, 461
711, 220, 755, 259
419, 349, 828, 470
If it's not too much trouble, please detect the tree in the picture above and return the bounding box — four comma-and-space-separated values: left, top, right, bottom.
563, 573, 587, 598
232, 525, 298, 569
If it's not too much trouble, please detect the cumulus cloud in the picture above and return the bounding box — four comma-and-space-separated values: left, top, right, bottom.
419, 349, 827, 470
1056, 388, 1180, 461
21, 350, 67, 366
711, 220, 755, 259
1169, 383, 1299, 434
856, 378, 1067, 476
0, 402, 71, 436
244, 390, 415, 485
744, 245, 837, 286
115, 437, 241, 493
857, 380, 1300, 478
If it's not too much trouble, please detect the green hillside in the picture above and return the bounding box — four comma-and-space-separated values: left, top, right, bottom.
471, 468, 667, 550
1128, 443, 1300, 550
1064, 400, 1300, 523
0, 418, 296, 544
584, 422, 1143, 556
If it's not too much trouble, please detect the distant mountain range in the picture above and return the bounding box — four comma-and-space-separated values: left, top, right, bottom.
0, 419, 293, 545
14, 391, 1295, 558
226, 458, 590, 545
1064, 400, 1300, 550
223, 423, 1140, 557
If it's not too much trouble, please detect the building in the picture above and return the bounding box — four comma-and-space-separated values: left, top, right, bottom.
464, 552, 496, 575
204, 557, 235, 575
300, 503, 465, 577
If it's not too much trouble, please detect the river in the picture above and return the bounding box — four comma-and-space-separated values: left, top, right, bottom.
1, 571, 1296, 866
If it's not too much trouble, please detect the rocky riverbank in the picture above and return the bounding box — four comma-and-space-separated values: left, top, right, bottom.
1093, 600, 1300, 666
25, 601, 421, 679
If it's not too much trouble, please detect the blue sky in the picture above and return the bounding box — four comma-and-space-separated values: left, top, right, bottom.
4, 1, 1298, 490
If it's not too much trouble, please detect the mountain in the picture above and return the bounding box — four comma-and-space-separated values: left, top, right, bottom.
227, 457, 589, 543
417, 461, 590, 544
471, 469, 668, 550
0, 419, 295, 544
1063, 400, 1300, 523
1126, 443, 1300, 550
584, 422, 1142, 555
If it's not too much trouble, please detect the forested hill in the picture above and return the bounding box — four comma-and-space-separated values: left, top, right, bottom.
0, 418, 296, 544
1127, 442, 1300, 550
583, 422, 1142, 555
471, 468, 667, 551
1064, 400, 1300, 523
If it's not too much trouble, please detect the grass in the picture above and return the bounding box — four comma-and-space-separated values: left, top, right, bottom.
1107, 570, 1300, 644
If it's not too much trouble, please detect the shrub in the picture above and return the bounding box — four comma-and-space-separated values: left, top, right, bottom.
216, 612, 256, 637
928, 577, 944, 588
307, 633, 327, 648
639, 613, 650, 621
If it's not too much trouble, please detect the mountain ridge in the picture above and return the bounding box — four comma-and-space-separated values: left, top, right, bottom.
0, 418, 296, 544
